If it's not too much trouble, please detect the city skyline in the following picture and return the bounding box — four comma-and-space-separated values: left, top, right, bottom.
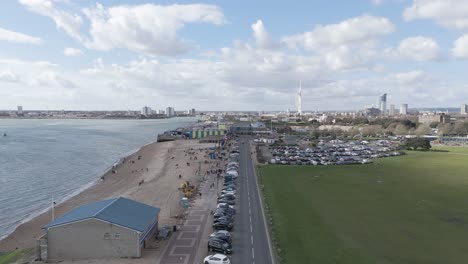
1, 1, 468, 110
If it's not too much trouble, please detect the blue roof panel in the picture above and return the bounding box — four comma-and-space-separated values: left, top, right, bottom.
43, 198, 118, 228
43, 197, 160, 232
97, 198, 160, 232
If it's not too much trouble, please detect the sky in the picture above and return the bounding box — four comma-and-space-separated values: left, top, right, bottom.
1, 0, 468, 111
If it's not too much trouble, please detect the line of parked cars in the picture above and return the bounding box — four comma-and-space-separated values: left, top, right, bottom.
204, 142, 240, 264
270, 140, 401, 165
269, 140, 401, 165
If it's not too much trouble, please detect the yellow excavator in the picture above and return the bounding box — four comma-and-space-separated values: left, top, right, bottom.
179, 181, 195, 198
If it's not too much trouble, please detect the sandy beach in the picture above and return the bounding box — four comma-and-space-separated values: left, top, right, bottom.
0, 139, 217, 258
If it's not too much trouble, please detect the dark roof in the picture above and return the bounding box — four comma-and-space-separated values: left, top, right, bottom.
43, 197, 160, 232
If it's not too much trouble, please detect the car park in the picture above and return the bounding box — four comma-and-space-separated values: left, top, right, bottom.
203, 254, 231, 264
269, 140, 400, 165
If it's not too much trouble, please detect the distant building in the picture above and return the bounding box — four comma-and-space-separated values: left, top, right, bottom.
41, 197, 160, 261
400, 104, 408, 115
418, 113, 451, 124
230, 122, 253, 135
17, 106, 23, 116
166, 107, 175, 118
157, 109, 165, 115
379, 94, 387, 115
141, 106, 152, 116
188, 108, 196, 115
389, 104, 395, 116
461, 104, 468, 115
363, 107, 381, 117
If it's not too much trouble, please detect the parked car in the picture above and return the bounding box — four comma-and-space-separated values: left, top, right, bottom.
208, 237, 232, 254
213, 221, 233, 231
218, 198, 235, 205
214, 210, 234, 219
210, 230, 232, 242
213, 216, 234, 225
203, 254, 231, 264
216, 207, 235, 216
219, 193, 236, 200
217, 202, 234, 208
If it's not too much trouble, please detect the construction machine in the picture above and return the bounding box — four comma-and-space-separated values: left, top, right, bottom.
179, 181, 195, 198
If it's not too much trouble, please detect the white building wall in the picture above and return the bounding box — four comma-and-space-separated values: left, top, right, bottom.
47, 219, 140, 261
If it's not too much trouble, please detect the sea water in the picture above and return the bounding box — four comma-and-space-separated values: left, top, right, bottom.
0, 118, 195, 239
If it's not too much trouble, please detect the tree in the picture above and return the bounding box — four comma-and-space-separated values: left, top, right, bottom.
362, 125, 383, 137
393, 124, 408, 135
437, 123, 453, 136
452, 122, 468, 135
414, 124, 431, 136
404, 137, 431, 151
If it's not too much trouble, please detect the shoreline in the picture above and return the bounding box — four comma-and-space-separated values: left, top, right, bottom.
0, 119, 200, 246
0, 138, 157, 243
0, 136, 214, 253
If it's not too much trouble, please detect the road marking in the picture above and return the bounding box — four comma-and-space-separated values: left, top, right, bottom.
251, 235, 254, 244
249, 215, 252, 224
252, 248, 255, 259
250, 223, 253, 233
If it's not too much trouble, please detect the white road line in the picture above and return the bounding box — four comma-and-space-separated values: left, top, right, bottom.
249, 215, 252, 223
252, 248, 255, 259
251, 235, 254, 244
250, 224, 253, 233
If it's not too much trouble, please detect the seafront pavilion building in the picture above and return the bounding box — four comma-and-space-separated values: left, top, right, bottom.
40, 197, 160, 261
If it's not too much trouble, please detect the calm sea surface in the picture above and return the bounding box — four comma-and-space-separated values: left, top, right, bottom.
0, 118, 195, 239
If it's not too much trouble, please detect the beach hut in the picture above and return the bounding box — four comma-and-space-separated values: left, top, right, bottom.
41, 197, 160, 261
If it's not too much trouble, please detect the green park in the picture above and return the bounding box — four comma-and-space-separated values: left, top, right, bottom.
259, 147, 468, 264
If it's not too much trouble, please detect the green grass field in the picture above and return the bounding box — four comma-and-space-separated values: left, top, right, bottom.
259, 149, 468, 264
0, 249, 33, 264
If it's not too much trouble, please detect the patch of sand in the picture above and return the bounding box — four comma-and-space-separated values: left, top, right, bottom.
0, 139, 217, 264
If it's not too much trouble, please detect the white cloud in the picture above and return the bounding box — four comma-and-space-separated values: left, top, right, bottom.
0, 58, 79, 109
18, 0, 83, 41
403, 0, 468, 30
82, 3, 225, 56
371, 0, 384, 5
251, 20, 275, 49
396, 36, 440, 61
0, 26, 42, 44
63, 47, 83, 56
282, 15, 394, 51
452, 34, 468, 58
281, 15, 394, 70
31, 71, 76, 88
0, 70, 21, 83
390, 70, 427, 84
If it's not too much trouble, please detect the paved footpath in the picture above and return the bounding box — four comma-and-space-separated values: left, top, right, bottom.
158, 179, 215, 264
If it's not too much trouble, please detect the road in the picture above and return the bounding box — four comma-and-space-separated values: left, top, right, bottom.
231, 138, 274, 264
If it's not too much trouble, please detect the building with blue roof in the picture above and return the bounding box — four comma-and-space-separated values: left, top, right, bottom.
42, 197, 160, 261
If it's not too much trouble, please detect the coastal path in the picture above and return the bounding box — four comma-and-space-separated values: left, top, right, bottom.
157, 179, 215, 264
